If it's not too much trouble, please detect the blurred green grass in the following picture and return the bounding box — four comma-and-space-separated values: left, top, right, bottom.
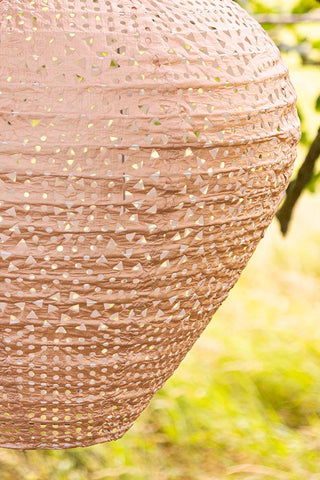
1, 43, 320, 480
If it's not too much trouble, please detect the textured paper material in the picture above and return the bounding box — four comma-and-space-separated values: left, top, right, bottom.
0, 0, 300, 449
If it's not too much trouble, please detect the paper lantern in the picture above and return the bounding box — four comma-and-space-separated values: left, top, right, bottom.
0, 0, 300, 449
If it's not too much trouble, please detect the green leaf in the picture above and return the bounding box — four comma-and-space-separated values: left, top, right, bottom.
307, 171, 320, 193
296, 104, 304, 123
300, 130, 309, 145
292, 0, 320, 14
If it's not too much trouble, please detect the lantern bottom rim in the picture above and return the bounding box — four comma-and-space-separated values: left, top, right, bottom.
0, 425, 132, 450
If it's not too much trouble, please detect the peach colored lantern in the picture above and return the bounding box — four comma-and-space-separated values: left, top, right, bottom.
0, 0, 300, 449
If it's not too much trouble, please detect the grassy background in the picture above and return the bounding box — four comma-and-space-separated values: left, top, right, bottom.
1, 16, 320, 480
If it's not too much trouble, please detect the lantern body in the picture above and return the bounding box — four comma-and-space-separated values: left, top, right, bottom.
0, 0, 300, 449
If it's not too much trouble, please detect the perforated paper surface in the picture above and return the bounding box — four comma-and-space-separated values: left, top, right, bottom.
0, 0, 300, 449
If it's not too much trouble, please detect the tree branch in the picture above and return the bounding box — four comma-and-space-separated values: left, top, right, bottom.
254, 12, 320, 24
276, 126, 320, 235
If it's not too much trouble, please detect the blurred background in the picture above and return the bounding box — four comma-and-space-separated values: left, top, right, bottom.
1, 0, 320, 479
